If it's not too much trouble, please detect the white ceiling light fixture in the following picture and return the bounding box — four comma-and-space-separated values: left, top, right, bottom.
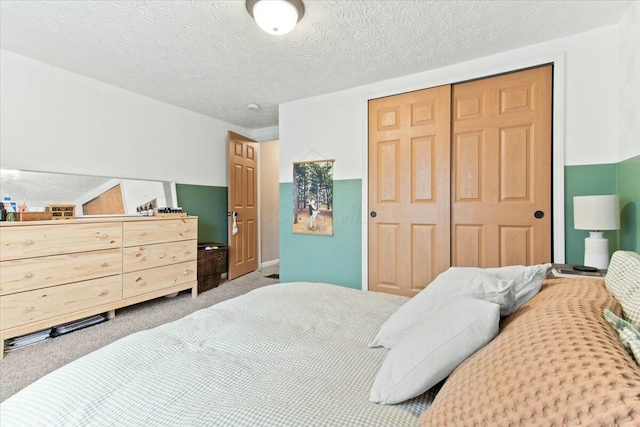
246, 0, 305, 36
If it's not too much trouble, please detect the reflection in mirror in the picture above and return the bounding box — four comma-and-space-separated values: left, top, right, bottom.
0, 169, 178, 216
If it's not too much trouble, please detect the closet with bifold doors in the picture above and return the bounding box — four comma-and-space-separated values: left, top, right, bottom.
368, 65, 552, 297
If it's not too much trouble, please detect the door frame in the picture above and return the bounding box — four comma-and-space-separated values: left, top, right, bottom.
360, 52, 567, 291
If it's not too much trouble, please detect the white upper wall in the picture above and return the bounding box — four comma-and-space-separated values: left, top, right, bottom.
280, 91, 363, 181
280, 24, 622, 182
617, 1, 640, 162
0, 49, 250, 187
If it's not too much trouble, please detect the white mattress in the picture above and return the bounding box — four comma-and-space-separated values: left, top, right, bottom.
0, 282, 437, 426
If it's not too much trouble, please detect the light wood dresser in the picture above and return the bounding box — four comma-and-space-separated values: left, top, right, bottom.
0, 216, 198, 358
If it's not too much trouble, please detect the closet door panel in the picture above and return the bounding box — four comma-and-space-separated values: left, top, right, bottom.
377, 140, 401, 203
500, 226, 532, 266
454, 131, 484, 201
375, 223, 401, 293
452, 66, 552, 267
454, 224, 484, 267
411, 224, 435, 293
411, 137, 435, 202
368, 85, 451, 297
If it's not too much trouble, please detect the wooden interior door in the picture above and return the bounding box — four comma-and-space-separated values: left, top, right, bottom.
228, 131, 259, 279
368, 85, 452, 297
452, 65, 552, 267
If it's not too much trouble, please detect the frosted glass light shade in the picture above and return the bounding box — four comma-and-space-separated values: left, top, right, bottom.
574, 195, 620, 231
252, 0, 299, 35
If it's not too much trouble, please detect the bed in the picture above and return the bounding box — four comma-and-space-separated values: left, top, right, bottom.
3, 251, 639, 426
0, 282, 437, 426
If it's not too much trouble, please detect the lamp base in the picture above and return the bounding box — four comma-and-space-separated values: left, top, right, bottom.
584, 231, 610, 270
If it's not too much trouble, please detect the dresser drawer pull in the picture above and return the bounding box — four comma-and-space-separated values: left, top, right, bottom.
24, 240, 33, 246
25, 272, 34, 279
99, 290, 109, 296
135, 277, 147, 286
24, 306, 35, 313
101, 263, 109, 268
100, 234, 108, 240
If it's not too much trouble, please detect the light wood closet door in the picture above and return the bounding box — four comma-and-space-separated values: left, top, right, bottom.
368, 85, 451, 297
452, 66, 552, 267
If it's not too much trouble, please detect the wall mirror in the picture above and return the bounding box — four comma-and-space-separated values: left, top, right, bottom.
0, 169, 178, 216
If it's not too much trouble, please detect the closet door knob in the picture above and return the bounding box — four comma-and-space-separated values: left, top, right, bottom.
534, 210, 545, 219
370, 211, 377, 218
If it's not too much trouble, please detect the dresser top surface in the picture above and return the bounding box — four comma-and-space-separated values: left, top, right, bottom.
0, 215, 197, 227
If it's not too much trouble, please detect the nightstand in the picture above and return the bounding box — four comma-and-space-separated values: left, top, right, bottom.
550, 263, 606, 279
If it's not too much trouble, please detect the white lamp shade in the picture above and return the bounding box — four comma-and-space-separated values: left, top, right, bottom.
252, 0, 299, 35
573, 195, 620, 231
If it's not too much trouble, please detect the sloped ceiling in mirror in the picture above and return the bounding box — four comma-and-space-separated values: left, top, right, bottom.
0, 169, 175, 216
1, 169, 111, 205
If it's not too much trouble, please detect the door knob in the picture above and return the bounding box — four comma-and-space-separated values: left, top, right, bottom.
534, 210, 544, 219
370, 211, 377, 218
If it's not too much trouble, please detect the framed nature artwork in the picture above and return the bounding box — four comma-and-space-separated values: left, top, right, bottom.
292, 160, 334, 236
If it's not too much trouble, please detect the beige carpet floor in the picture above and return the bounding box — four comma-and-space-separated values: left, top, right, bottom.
0, 264, 279, 402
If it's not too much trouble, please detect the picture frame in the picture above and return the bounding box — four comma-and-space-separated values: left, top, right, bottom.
292, 160, 334, 236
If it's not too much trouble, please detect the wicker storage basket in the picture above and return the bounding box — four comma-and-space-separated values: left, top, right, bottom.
197, 243, 228, 293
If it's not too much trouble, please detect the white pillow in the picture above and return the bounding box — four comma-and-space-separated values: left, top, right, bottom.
481, 264, 551, 308
369, 263, 550, 349
370, 297, 500, 405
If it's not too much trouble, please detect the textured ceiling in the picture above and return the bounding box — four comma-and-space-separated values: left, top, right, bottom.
0, 0, 632, 129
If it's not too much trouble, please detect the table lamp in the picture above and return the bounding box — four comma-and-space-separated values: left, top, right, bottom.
573, 195, 620, 269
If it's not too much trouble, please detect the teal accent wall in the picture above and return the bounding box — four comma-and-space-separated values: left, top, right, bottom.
277, 159, 638, 287
279, 179, 362, 289
564, 164, 618, 265
176, 184, 228, 244
617, 155, 640, 252
564, 155, 640, 264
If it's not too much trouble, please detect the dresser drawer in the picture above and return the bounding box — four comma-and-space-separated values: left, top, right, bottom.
123, 218, 197, 246
123, 240, 197, 273
0, 275, 122, 330
123, 261, 196, 299
0, 249, 122, 296
0, 222, 122, 261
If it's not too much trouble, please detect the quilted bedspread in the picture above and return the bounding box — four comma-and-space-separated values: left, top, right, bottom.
0, 282, 436, 426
